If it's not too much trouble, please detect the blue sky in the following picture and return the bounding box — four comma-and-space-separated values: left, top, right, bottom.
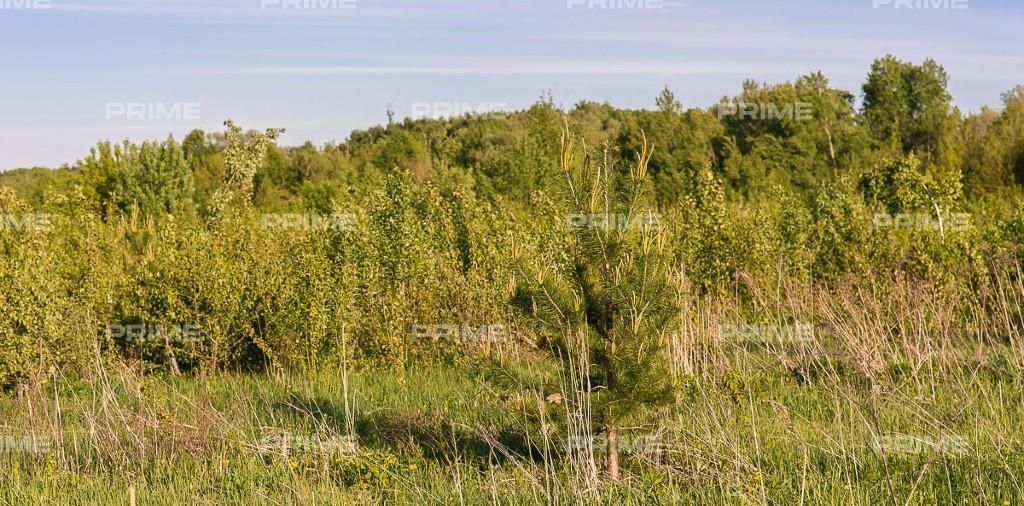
1, 0, 1021, 169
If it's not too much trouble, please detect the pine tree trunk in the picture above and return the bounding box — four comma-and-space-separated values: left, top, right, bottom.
603, 258, 621, 481
606, 425, 620, 480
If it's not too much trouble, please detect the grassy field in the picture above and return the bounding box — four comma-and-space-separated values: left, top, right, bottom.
3, 336, 1023, 505
3, 64, 1024, 504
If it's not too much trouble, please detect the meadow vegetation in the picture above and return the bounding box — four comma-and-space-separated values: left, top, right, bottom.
2, 56, 1024, 504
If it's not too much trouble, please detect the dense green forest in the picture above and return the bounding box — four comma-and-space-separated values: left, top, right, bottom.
4, 56, 1024, 503
3, 55, 1024, 376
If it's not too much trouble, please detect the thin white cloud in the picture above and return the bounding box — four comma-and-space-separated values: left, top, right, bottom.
184, 61, 853, 77
52, 0, 249, 16
50, 0, 441, 20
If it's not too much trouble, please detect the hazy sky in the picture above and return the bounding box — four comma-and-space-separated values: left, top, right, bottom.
1, 0, 1021, 169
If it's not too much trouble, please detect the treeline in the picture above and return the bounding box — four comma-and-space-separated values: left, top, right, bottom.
8, 56, 1024, 211
2, 55, 1024, 386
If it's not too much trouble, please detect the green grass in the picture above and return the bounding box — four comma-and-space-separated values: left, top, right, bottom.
2, 348, 1023, 505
